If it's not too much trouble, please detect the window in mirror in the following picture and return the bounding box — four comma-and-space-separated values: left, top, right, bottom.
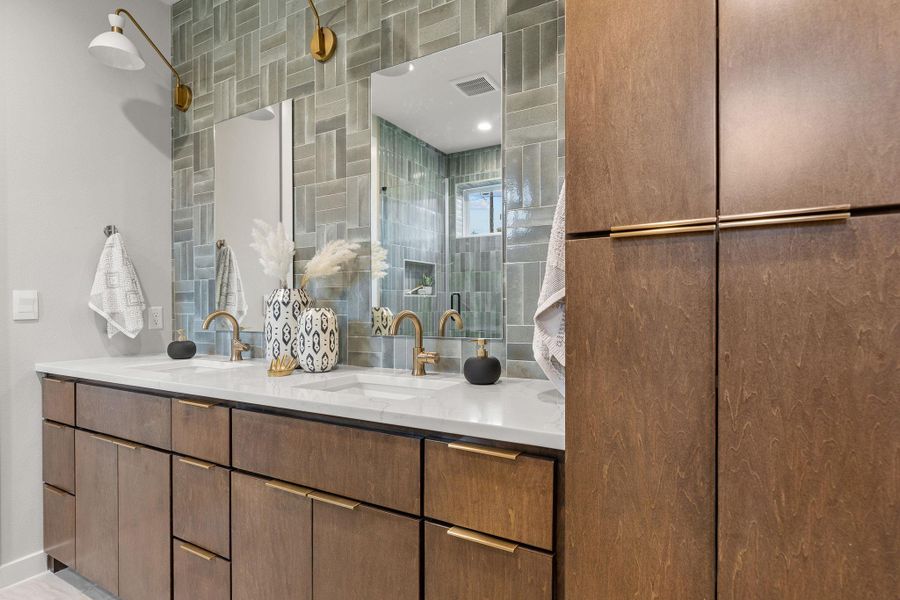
460, 183, 502, 237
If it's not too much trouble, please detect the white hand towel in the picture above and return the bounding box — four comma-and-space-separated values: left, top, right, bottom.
533, 182, 566, 395
88, 232, 146, 339
215, 244, 248, 324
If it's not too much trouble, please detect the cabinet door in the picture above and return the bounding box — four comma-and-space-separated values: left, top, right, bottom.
567, 0, 716, 233
718, 215, 900, 599
312, 497, 419, 600
75, 431, 119, 595
720, 0, 900, 215
42, 421, 75, 494
118, 444, 171, 600
565, 233, 716, 598
43, 484, 75, 567
231, 472, 312, 600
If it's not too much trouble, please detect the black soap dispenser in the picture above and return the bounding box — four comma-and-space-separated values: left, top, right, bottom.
464, 339, 501, 385
167, 329, 197, 360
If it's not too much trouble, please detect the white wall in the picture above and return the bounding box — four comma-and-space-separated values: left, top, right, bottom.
0, 0, 172, 586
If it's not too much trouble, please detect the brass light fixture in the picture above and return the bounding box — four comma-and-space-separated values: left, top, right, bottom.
307, 0, 337, 62
88, 9, 193, 112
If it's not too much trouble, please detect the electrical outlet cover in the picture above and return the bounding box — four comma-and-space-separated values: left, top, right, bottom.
149, 306, 163, 330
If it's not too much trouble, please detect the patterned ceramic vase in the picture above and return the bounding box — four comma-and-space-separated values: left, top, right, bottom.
371, 306, 394, 336
264, 287, 311, 362
295, 308, 339, 373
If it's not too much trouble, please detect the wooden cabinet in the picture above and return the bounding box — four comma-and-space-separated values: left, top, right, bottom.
42, 378, 75, 425
173, 455, 230, 558
172, 398, 230, 465
565, 234, 716, 598
720, 0, 900, 215
231, 471, 312, 600
173, 540, 231, 600
424, 522, 552, 600
43, 484, 75, 567
76, 384, 171, 449
424, 440, 554, 550
312, 495, 420, 600
74, 430, 170, 599
718, 215, 900, 599
566, 0, 716, 233
42, 421, 74, 494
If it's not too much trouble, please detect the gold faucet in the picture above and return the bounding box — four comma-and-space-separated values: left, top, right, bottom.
202, 310, 250, 361
389, 310, 439, 376
438, 309, 464, 336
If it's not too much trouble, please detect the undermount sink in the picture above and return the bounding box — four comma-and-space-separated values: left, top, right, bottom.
294, 373, 460, 401
127, 358, 255, 374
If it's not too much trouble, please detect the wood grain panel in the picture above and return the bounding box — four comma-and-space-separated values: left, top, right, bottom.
424, 440, 554, 550
720, 0, 900, 214
718, 215, 900, 599
424, 522, 552, 600
313, 501, 420, 600
565, 234, 716, 598
42, 378, 75, 425
76, 384, 171, 449
566, 0, 716, 233
43, 485, 75, 567
173, 539, 231, 600
232, 409, 421, 514
75, 430, 119, 595
42, 421, 74, 494
231, 471, 312, 600
118, 445, 171, 600
173, 456, 230, 558
172, 399, 230, 465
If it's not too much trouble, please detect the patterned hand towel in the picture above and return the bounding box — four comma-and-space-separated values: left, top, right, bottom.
88, 232, 146, 338
215, 243, 249, 324
533, 182, 566, 395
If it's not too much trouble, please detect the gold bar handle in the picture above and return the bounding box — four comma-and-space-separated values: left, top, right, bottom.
447, 441, 521, 461
610, 224, 716, 239
44, 483, 68, 497
178, 542, 216, 561
265, 480, 313, 497
718, 204, 851, 223
90, 434, 138, 450
308, 491, 360, 510
611, 216, 717, 233
178, 456, 214, 470
177, 399, 218, 409
447, 526, 519, 553
719, 212, 850, 230
44, 421, 64, 429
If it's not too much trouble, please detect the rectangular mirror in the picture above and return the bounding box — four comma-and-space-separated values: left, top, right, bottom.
214, 101, 293, 332
370, 33, 503, 339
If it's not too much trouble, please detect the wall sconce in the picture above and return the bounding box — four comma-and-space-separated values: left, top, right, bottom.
88, 9, 193, 112
308, 0, 337, 62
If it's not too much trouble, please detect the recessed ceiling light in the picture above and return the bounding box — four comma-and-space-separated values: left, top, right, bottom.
477, 121, 492, 131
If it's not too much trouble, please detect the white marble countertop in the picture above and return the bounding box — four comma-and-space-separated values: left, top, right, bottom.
35, 355, 565, 450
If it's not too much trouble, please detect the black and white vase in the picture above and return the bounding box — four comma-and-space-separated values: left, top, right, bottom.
371, 306, 393, 336
295, 308, 339, 373
264, 287, 311, 362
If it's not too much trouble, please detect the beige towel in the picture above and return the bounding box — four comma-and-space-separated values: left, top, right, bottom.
533, 182, 565, 395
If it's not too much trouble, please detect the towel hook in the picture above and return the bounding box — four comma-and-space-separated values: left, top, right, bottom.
104, 225, 118, 237
216, 239, 226, 249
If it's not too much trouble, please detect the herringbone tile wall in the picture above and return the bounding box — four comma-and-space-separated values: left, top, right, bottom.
171, 0, 565, 378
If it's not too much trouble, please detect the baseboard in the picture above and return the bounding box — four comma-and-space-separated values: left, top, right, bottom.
0, 550, 47, 589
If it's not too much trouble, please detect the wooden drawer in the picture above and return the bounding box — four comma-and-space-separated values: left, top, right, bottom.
172, 398, 230, 465
173, 540, 230, 600
43, 484, 75, 567
424, 440, 554, 550
76, 383, 171, 449
424, 522, 552, 600
232, 410, 421, 514
173, 455, 230, 558
42, 378, 75, 425
43, 421, 75, 494
312, 493, 420, 600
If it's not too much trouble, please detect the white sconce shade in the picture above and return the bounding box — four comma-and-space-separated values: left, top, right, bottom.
88, 13, 145, 71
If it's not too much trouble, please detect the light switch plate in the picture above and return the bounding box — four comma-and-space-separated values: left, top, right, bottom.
149, 306, 163, 330
13, 290, 39, 321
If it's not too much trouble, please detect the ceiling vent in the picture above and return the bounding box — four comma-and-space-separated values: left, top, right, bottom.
452, 74, 499, 97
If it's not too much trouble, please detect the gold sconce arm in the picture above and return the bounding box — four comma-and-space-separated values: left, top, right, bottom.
307, 0, 337, 62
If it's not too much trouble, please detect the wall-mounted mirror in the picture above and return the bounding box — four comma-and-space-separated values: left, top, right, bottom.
214, 101, 293, 332
370, 33, 503, 339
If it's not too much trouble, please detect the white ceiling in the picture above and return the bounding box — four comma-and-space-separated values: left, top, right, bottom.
372, 34, 502, 154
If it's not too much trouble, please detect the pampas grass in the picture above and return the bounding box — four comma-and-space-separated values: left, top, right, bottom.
250, 220, 295, 288
300, 240, 360, 288
371, 240, 388, 281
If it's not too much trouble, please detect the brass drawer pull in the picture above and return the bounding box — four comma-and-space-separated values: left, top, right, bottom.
177, 399, 218, 409
718, 204, 851, 223
447, 441, 521, 461
43, 483, 68, 497
178, 456, 214, 470
44, 421, 65, 430
308, 491, 360, 510
265, 480, 313, 497
610, 224, 716, 239
90, 433, 138, 450
611, 216, 717, 233
718, 212, 850, 230
179, 542, 216, 561
447, 526, 519, 554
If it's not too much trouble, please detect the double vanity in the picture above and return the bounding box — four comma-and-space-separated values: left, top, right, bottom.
35, 356, 564, 600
